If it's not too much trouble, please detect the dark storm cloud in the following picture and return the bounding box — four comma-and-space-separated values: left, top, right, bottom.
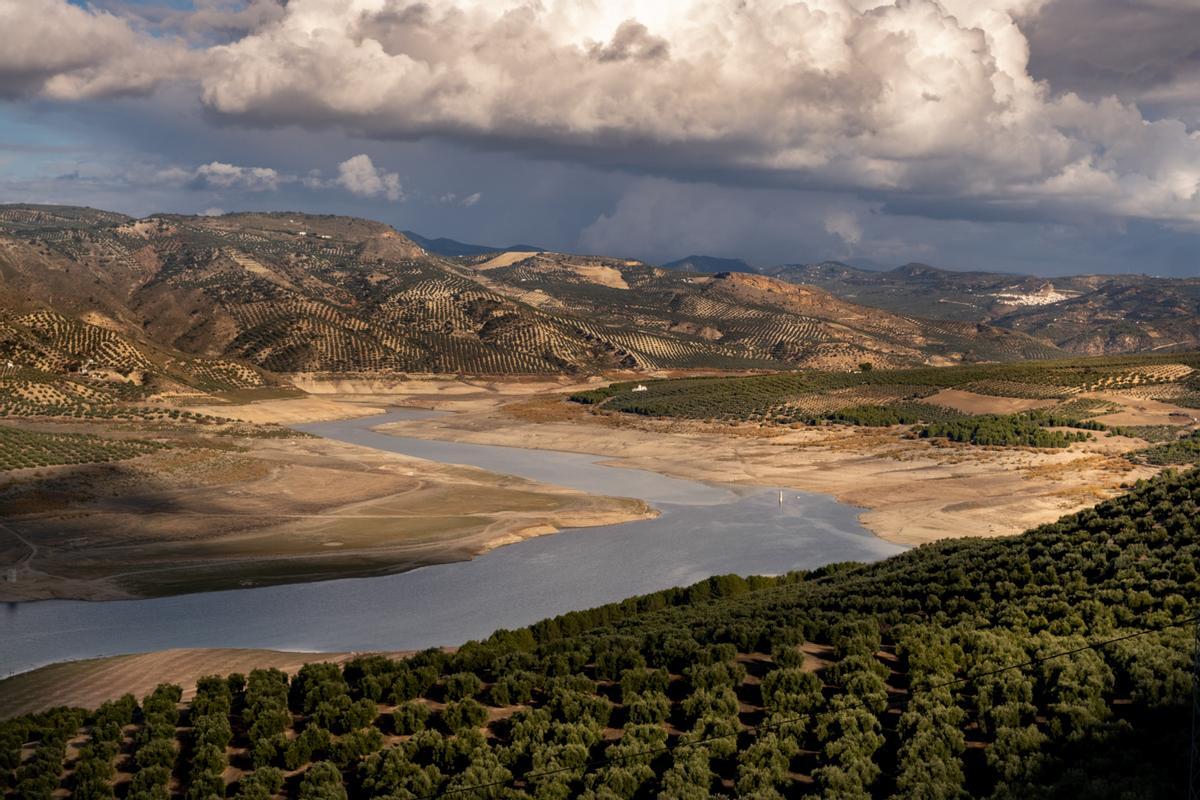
0, 0, 1196, 278
1021, 0, 1200, 123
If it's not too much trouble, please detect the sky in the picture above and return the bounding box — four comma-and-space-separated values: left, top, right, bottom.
0, 0, 1198, 276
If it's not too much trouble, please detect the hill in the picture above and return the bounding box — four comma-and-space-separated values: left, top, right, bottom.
994, 279, 1200, 355
402, 231, 543, 258
0, 205, 1061, 386
763, 261, 1200, 354
661, 255, 756, 274
4, 466, 1195, 797
462, 253, 1059, 371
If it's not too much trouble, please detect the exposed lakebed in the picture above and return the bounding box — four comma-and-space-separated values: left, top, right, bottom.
0, 410, 903, 676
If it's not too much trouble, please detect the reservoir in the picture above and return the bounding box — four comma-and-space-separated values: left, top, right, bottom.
0, 410, 904, 676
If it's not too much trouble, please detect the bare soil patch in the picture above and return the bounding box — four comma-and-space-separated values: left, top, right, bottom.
0, 648, 413, 719
475, 251, 541, 270
1087, 391, 1200, 427
924, 388, 1055, 415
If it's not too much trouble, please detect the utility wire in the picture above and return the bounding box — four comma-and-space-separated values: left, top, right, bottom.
418, 612, 1200, 799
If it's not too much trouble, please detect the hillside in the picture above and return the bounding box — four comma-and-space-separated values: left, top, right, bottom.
994, 279, 1200, 355
0, 205, 1061, 385
765, 262, 1200, 354
468, 253, 1059, 370
4, 467, 1195, 797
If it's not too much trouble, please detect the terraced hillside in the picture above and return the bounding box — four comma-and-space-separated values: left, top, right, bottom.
766, 262, 1200, 354
0, 205, 1063, 379
0, 309, 268, 419
472, 252, 1060, 371
4, 468, 1195, 798
0, 425, 168, 471
572, 352, 1200, 426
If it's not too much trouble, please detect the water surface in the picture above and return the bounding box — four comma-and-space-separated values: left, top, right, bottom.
0, 411, 903, 676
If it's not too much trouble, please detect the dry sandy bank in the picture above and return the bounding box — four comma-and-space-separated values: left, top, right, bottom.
300, 379, 1168, 547
0, 425, 654, 602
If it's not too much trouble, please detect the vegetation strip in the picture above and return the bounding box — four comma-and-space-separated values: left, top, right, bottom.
419, 613, 1200, 799
571, 353, 1200, 444
0, 425, 169, 471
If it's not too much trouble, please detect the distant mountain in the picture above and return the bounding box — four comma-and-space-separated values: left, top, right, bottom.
762, 260, 1200, 354
661, 255, 757, 274
402, 231, 543, 257
994, 279, 1200, 355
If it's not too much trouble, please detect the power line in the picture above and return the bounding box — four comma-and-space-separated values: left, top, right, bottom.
418, 612, 1200, 798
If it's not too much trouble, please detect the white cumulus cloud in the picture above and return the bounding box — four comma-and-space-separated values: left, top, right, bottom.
336, 154, 404, 202
0, 0, 192, 100
5, 0, 1200, 229
190, 0, 1200, 227
192, 161, 286, 192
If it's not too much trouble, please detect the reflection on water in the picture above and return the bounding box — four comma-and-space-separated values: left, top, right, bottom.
0, 411, 903, 676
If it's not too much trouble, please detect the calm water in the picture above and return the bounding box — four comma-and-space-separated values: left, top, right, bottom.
0, 411, 903, 676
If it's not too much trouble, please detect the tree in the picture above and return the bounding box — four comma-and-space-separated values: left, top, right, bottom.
624, 692, 670, 725
234, 768, 283, 800
298, 761, 347, 800
442, 699, 489, 733
892, 690, 966, 800
444, 672, 484, 702
656, 749, 712, 799
760, 667, 822, 715
393, 702, 430, 735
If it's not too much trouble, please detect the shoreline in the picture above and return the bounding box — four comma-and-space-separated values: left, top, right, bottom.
1, 376, 1169, 603
0, 378, 1172, 699
0, 418, 657, 603
353, 385, 1159, 547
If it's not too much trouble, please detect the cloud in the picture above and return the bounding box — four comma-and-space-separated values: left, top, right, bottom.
1022, 0, 1200, 124
0, 0, 191, 100
460, 192, 482, 207
336, 154, 403, 201
6, 0, 1200, 230
190, 0, 1200, 227
134, 156, 403, 200
165, 0, 287, 43
823, 211, 863, 248
589, 20, 669, 63
190, 161, 286, 192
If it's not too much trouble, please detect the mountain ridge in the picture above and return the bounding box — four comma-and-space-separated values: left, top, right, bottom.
0, 204, 1070, 386
402, 230, 544, 257
762, 259, 1199, 353
660, 254, 756, 274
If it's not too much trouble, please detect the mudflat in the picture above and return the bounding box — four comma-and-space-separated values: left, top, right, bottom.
0, 418, 653, 602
